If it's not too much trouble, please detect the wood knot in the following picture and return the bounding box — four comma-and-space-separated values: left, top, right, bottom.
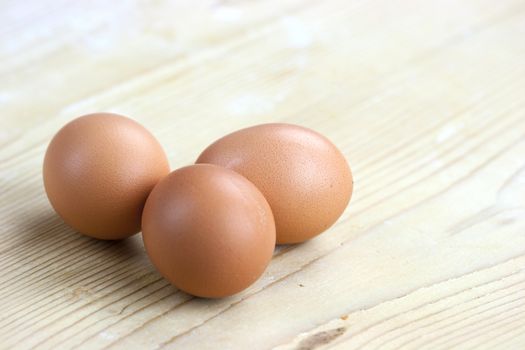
295, 327, 347, 350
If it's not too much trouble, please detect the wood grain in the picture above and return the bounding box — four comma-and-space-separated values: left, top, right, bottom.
1, 0, 524, 349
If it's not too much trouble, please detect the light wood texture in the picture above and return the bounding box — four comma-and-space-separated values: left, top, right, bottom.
1, 0, 525, 349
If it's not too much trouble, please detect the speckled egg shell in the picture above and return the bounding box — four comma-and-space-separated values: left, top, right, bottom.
43, 113, 170, 240
141, 164, 276, 298
196, 123, 353, 244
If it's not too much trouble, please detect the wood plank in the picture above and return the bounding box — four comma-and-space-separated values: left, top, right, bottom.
1, 0, 524, 348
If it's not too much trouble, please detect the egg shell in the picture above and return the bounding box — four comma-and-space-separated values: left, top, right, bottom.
196, 123, 353, 244
141, 164, 276, 298
43, 113, 170, 240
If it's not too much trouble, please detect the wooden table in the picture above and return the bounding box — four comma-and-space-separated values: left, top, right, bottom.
1, 0, 524, 349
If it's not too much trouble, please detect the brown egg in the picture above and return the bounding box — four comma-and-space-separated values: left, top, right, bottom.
196, 123, 353, 244
141, 164, 276, 298
43, 113, 170, 240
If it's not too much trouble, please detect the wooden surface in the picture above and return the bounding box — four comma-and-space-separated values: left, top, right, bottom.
1, 0, 525, 349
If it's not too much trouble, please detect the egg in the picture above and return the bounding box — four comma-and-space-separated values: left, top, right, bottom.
43, 113, 170, 240
141, 164, 276, 298
196, 123, 353, 244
